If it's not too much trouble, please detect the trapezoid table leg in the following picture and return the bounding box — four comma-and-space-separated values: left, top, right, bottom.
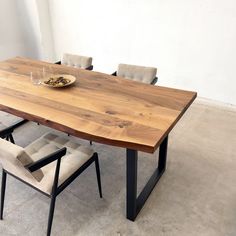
126, 135, 168, 221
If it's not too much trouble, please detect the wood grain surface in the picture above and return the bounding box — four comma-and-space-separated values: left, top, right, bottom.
0, 57, 197, 153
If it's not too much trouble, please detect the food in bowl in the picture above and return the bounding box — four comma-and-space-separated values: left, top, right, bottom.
44, 76, 71, 87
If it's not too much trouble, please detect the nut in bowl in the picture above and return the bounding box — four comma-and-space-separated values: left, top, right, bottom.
43, 74, 76, 88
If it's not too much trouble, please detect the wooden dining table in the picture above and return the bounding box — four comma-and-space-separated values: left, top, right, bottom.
0, 57, 197, 221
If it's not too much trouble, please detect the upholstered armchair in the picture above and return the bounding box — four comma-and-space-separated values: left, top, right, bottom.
55, 53, 93, 70
0, 132, 102, 236
112, 63, 158, 85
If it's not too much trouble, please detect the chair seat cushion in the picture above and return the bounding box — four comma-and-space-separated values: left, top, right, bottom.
25, 133, 94, 194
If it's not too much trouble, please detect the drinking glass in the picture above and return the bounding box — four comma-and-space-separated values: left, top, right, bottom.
30, 71, 41, 85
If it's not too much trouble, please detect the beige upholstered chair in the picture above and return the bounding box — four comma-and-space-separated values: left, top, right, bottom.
0, 133, 102, 236
0, 112, 28, 143
56, 53, 93, 70
112, 63, 158, 85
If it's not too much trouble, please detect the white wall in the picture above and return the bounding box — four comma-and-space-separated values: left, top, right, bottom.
0, 0, 43, 60
0, 0, 56, 62
49, 0, 236, 105
35, 0, 56, 62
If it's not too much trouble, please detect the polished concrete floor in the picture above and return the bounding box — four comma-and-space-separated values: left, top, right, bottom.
0, 99, 235, 236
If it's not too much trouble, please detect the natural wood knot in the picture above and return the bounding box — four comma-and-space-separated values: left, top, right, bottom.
84, 114, 92, 118
118, 121, 132, 128
106, 110, 116, 115
10, 66, 17, 71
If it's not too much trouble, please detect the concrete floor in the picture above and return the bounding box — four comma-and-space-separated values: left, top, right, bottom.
0, 99, 235, 236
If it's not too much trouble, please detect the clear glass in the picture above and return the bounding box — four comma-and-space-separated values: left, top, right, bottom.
30, 71, 41, 85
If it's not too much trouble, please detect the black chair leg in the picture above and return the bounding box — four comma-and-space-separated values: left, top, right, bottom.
0, 170, 7, 220
90, 141, 93, 145
47, 157, 61, 236
94, 154, 102, 198
9, 134, 15, 144
47, 194, 57, 236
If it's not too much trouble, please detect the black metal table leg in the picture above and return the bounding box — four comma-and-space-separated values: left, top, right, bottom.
126, 149, 138, 220
126, 135, 168, 221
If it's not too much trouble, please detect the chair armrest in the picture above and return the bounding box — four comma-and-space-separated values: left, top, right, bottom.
151, 77, 158, 85
0, 119, 28, 138
26, 147, 67, 172
86, 65, 93, 70
0, 126, 14, 138
11, 119, 28, 129
111, 71, 117, 76
54, 61, 61, 65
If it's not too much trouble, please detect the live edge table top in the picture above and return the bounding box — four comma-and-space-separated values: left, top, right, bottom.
0, 57, 197, 153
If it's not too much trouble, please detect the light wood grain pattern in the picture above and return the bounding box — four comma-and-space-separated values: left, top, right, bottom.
0, 57, 197, 153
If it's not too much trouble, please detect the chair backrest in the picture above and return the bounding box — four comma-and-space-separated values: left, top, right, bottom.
62, 53, 92, 69
0, 138, 44, 182
117, 63, 157, 84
